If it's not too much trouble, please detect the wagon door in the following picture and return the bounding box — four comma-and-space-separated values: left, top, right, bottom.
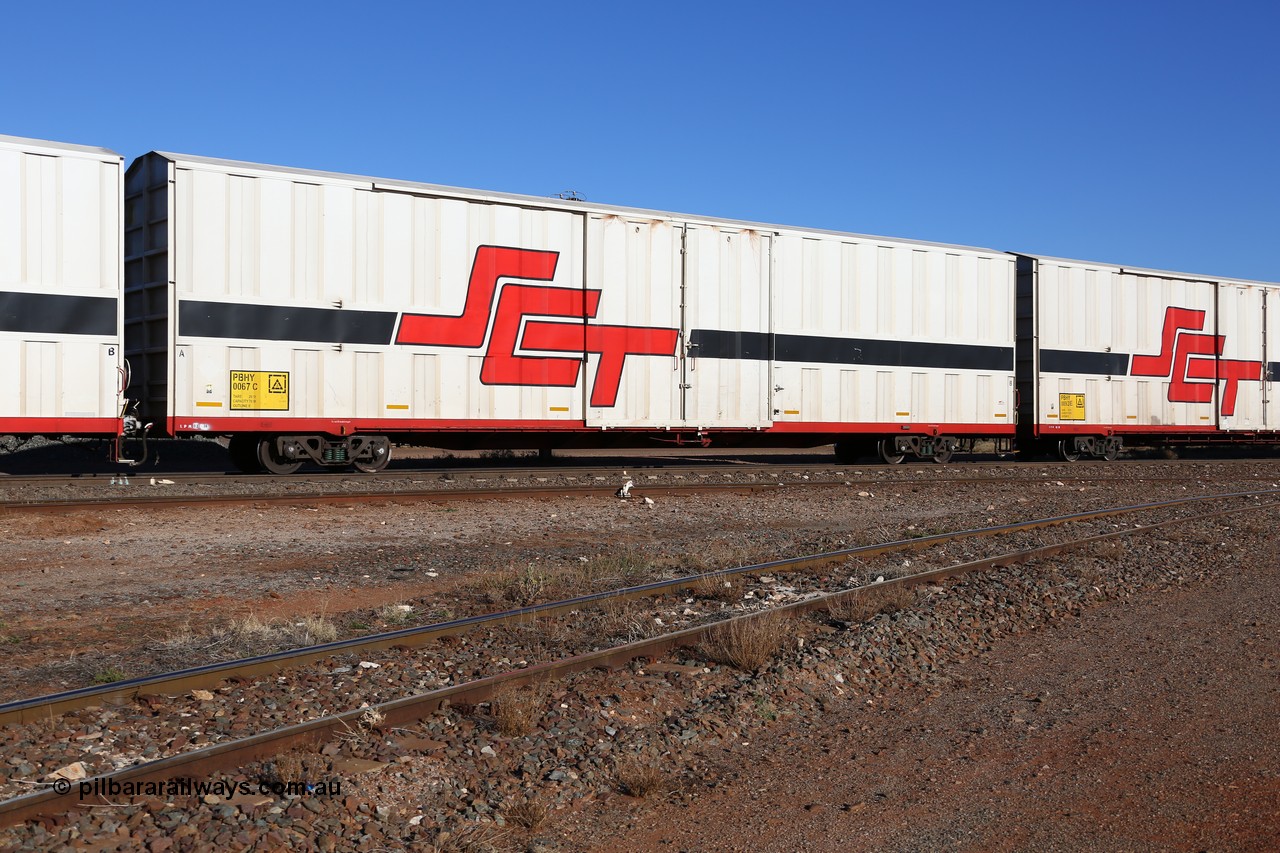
583, 218, 773, 430
681, 224, 773, 428
1266, 288, 1280, 430
1216, 283, 1267, 431
583, 215, 683, 428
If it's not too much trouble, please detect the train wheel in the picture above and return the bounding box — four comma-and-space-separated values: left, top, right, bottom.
932, 443, 954, 464
1057, 439, 1082, 463
353, 444, 391, 473
257, 438, 303, 474
1102, 444, 1119, 462
877, 439, 906, 465
228, 435, 263, 473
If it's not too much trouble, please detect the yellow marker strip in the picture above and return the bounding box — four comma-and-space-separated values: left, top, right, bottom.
195, 401, 223, 408
895, 411, 910, 416
549, 406, 570, 412
994, 413, 1007, 418
1126, 415, 1138, 419
784, 409, 800, 415
386, 404, 409, 410
1046, 413, 1058, 418
1200, 416, 1211, 420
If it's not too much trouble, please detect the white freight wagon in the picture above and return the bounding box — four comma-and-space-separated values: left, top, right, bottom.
0, 134, 126, 444
1015, 253, 1280, 460
125, 151, 1016, 472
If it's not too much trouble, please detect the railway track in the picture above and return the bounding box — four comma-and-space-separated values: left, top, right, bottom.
0, 458, 1249, 512
1, 487, 1275, 827
0, 486, 1267, 727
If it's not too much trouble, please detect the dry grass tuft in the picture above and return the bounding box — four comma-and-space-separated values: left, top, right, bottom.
614, 754, 666, 798
336, 705, 386, 747
697, 610, 795, 672
592, 597, 657, 644
504, 795, 550, 830
481, 551, 657, 607
580, 549, 651, 587
683, 540, 758, 574
427, 825, 511, 853
827, 585, 915, 623
378, 603, 415, 626
268, 748, 327, 785
481, 564, 556, 606
692, 573, 740, 603
543, 614, 578, 649
229, 611, 338, 648
490, 683, 545, 737
297, 614, 339, 644
145, 611, 339, 665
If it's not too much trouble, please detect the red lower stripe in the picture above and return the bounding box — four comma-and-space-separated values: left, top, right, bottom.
766, 421, 1013, 436
1036, 423, 1221, 436
167, 416, 1016, 437
0, 417, 122, 436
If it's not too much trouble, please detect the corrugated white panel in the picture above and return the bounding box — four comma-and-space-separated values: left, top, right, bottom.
0, 340, 16, 408
586, 216, 773, 427
681, 225, 771, 428
1216, 284, 1266, 430
0, 145, 121, 291
1035, 260, 1218, 429
355, 352, 382, 418
0, 137, 123, 428
584, 215, 682, 428
170, 160, 589, 424
771, 232, 1015, 428
22, 342, 56, 415
149, 151, 1049, 437
1267, 290, 1280, 430
293, 350, 322, 418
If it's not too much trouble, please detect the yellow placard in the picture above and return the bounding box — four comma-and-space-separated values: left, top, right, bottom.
230, 371, 289, 411
1058, 393, 1085, 421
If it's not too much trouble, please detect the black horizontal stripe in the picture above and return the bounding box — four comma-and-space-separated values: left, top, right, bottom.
0, 291, 116, 337
689, 329, 1013, 371
1039, 349, 1131, 376
179, 301, 397, 345
690, 330, 772, 360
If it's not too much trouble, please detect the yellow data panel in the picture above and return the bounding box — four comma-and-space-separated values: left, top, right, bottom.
1058, 393, 1086, 421
230, 371, 289, 411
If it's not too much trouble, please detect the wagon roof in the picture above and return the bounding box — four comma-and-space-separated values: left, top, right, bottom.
0, 134, 121, 161
145, 150, 1010, 258
1014, 252, 1276, 288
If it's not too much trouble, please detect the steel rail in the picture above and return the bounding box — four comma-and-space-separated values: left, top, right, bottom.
0, 460, 803, 488
0, 453, 1264, 488
0, 455, 1244, 492
0, 481, 786, 512
2, 487, 1273, 726
1, 494, 1274, 828
0, 467, 1229, 512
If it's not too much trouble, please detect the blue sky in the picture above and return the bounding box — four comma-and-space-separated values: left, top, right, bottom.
3, 1, 1276, 280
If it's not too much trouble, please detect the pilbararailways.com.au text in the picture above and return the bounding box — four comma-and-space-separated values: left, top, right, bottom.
66, 778, 341, 799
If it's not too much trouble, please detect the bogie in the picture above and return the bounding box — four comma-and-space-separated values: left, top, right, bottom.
231, 434, 394, 474
1056, 436, 1123, 463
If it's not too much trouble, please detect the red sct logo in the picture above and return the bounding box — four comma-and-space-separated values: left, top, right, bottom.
1130, 306, 1263, 417
394, 246, 679, 408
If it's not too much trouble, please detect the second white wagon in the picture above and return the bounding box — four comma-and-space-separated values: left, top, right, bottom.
124, 151, 1017, 471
